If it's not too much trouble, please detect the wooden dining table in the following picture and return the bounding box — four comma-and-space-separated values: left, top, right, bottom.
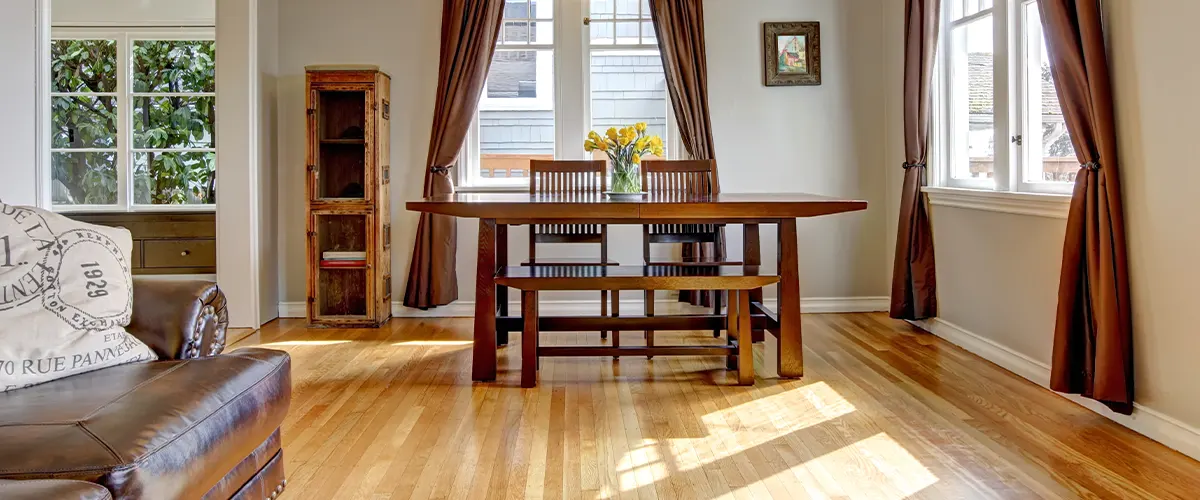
407, 192, 868, 382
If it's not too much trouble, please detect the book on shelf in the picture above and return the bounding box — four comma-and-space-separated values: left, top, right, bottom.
321, 251, 367, 260
320, 259, 367, 268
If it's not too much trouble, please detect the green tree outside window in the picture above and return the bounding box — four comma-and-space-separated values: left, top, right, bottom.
51, 38, 216, 207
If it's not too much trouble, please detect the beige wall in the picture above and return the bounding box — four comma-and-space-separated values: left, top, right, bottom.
276, 0, 441, 307
51, 0, 213, 26
929, 0, 1200, 434
276, 0, 893, 308
0, 0, 42, 207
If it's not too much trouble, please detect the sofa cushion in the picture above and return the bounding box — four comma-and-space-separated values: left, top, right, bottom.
0, 348, 290, 499
0, 202, 157, 392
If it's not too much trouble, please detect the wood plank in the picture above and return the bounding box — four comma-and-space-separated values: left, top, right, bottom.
777, 218, 803, 378
522, 291, 537, 388
473, 219, 498, 381
494, 265, 779, 291
538, 346, 736, 357
406, 192, 868, 221
496, 313, 779, 333
243, 315, 1200, 499
736, 291, 754, 385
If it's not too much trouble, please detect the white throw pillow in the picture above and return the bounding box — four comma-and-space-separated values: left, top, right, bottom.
0, 202, 157, 392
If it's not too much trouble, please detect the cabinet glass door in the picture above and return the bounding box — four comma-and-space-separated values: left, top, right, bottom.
311, 212, 373, 320
311, 88, 371, 201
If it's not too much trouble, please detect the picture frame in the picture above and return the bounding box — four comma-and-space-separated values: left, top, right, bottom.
763, 22, 822, 86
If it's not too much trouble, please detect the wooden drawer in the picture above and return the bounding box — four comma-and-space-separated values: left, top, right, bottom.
143, 239, 216, 269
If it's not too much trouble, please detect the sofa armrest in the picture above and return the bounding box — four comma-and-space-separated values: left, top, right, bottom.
0, 480, 112, 500
127, 278, 229, 360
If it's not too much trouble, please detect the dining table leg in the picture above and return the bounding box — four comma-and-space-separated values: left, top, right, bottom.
496, 223, 509, 347
473, 218, 498, 381
777, 218, 804, 378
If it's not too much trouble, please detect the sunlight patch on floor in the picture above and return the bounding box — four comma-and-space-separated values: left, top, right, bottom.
392, 340, 474, 346
261, 340, 352, 346
747, 432, 938, 500
614, 381, 866, 494
616, 439, 668, 493
677, 381, 857, 470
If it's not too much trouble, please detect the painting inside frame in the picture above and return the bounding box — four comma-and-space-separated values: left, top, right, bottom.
763, 22, 821, 86
777, 35, 808, 74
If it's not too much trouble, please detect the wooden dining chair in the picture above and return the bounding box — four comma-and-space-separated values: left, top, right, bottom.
525, 159, 619, 340
640, 159, 728, 349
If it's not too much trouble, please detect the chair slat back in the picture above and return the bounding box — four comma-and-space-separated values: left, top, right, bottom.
530, 159, 607, 195
641, 159, 717, 201
640, 160, 719, 237
529, 160, 606, 241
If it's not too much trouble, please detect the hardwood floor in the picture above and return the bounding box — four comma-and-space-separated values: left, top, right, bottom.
237, 313, 1200, 499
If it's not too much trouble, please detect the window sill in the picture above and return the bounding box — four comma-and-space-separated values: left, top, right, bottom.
54, 205, 217, 214
455, 185, 529, 194
923, 186, 1071, 219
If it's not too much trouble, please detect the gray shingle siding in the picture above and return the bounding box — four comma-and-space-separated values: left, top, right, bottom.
479, 53, 667, 156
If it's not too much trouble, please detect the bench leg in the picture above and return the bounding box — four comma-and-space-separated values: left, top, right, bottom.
522, 290, 539, 388
737, 290, 754, 386
644, 290, 655, 359
612, 290, 620, 358
726, 307, 737, 371
497, 224, 509, 347
712, 292, 723, 338
600, 290, 609, 340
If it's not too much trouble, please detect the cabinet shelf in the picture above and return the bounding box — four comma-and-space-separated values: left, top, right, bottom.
306, 67, 392, 328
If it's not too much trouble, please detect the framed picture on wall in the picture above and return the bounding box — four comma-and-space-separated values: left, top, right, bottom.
763, 22, 822, 86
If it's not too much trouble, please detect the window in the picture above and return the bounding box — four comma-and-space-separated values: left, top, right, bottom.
50, 29, 216, 210
470, 0, 556, 186
936, 0, 1076, 194
589, 0, 669, 162
460, 0, 673, 188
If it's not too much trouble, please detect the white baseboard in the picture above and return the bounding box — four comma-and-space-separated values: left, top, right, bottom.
912, 318, 1200, 462
277, 296, 889, 320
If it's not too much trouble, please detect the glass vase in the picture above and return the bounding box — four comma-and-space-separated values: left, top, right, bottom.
610, 160, 641, 193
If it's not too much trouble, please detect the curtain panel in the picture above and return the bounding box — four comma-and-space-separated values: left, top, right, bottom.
890, 0, 941, 321
648, 0, 724, 306
1039, 0, 1134, 415
403, 0, 505, 309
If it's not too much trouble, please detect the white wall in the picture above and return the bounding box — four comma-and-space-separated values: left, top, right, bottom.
0, 0, 42, 206
927, 0, 1200, 454
215, 0, 268, 328
276, 0, 892, 310
51, 0, 213, 26
258, 0, 280, 324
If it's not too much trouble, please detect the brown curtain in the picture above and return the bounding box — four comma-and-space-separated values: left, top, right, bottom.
1039, 0, 1133, 414
403, 0, 505, 309
648, 0, 723, 306
890, 0, 940, 320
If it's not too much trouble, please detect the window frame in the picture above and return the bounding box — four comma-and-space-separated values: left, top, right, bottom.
50, 27, 216, 213
458, 0, 678, 190
932, 0, 1074, 196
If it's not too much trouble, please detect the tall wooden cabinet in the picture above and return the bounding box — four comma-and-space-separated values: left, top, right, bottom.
305, 66, 392, 327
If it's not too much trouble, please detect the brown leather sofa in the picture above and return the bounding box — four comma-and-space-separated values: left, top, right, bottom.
0, 280, 291, 499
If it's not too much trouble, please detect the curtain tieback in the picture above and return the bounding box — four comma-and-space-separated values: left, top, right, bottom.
429, 166, 452, 174
1081, 161, 1101, 171
902, 162, 927, 170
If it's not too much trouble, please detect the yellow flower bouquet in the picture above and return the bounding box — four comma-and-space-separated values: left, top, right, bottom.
584, 122, 664, 194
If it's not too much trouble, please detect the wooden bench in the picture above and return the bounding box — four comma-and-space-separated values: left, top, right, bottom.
494, 265, 780, 388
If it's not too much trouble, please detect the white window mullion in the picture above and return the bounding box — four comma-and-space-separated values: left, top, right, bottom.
117, 32, 132, 209
1014, 0, 1032, 192
558, 0, 586, 161
993, 0, 1013, 192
